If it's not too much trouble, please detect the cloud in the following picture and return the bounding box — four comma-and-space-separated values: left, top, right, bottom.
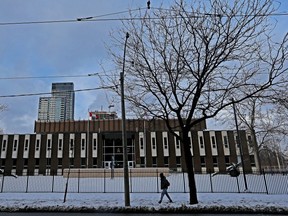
1, 0, 287, 133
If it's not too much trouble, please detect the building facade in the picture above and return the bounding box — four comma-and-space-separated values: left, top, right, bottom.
0, 119, 255, 176
38, 82, 75, 121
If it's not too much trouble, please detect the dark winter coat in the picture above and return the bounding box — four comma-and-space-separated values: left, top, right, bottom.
160, 176, 170, 189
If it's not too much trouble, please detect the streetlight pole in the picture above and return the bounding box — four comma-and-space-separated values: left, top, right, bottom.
120, 32, 130, 206
232, 98, 248, 191
87, 110, 90, 168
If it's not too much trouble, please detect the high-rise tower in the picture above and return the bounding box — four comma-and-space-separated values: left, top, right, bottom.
38, 82, 74, 121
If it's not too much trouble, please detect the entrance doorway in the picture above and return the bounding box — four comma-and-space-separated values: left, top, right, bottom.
102, 133, 135, 168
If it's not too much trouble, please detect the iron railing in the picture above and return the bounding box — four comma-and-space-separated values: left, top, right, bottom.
1, 169, 287, 194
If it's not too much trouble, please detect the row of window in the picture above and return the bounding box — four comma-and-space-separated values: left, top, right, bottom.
1, 131, 253, 159
0, 157, 99, 170
1, 134, 98, 159
140, 134, 229, 150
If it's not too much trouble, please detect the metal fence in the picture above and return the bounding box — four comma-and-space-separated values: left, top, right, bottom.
1, 169, 287, 194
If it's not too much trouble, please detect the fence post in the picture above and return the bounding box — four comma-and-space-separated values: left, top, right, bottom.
104, 169, 106, 193
78, 169, 80, 193
25, 175, 29, 193
129, 169, 132, 193
52, 172, 55, 193
156, 169, 159, 193
262, 169, 269, 194
209, 171, 213, 193
1, 175, 4, 192
182, 171, 186, 193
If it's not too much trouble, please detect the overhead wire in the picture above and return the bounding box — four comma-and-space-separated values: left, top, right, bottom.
0, 7, 147, 26
0, 1, 286, 96
0, 75, 90, 80
0, 6, 288, 26
150, 6, 288, 17
0, 85, 118, 98
0, 69, 119, 80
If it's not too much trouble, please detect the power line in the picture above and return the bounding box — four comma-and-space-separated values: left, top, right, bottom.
0, 86, 117, 98
0, 70, 118, 80
0, 74, 89, 80
76, 7, 146, 21
150, 7, 288, 17
0, 7, 147, 26
1, 8, 287, 26
0, 16, 158, 26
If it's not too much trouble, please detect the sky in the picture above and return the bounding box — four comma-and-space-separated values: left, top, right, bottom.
0, 0, 287, 134
0, 192, 287, 214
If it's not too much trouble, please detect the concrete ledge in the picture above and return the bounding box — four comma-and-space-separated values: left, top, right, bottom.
63, 168, 170, 178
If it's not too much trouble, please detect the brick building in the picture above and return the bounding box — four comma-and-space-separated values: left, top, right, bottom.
0, 118, 255, 176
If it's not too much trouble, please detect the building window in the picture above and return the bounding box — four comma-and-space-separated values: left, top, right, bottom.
199, 136, 204, 149
47, 139, 51, 151
2, 140, 6, 151
81, 158, 86, 167
200, 156, 205, 167
47, 158, 51, 167
140, 137, 144, 150
223, 136, 228, 148
1, 159, 5, 169
152, 137, 156, 149
81, 139, 85, 150
211, 136, 216, 148
176, 137, 180, 149
24, 159, 28, 168
70, 158, 74, 167
163, 137, 168, 149
212, 156, 218, 167
12, 159, 17, 168
140, 157, 145, 167
93, 158, 97, 168
225, 156, 230, 166
70, 139, 74, 151
164, 157, 169, 167
152, 157, 157, 167
36, 140, 40, 151
13, 140, 18, 151
35, 159, 40, 167
58, 158, 62, 168
58, 139, 63, 151
93, 139, 97, 150
24, 140, 29, 151
176, 156, 181, 167
250, 155, 255, 166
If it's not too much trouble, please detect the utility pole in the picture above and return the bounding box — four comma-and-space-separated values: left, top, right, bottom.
232, 98, 248, 191
120, 32, 130, 206
87, 110, 90, 168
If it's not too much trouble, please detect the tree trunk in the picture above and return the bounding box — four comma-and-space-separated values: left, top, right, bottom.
251, 129, 262, 173
182, 129, 198, 204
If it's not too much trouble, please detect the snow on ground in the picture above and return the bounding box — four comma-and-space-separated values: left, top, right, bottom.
0, 192, 287, 214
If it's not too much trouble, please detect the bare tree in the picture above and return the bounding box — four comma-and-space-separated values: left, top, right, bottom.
107, 0, 288, 204
227, 96, 288, 172
231, 97, 263, 172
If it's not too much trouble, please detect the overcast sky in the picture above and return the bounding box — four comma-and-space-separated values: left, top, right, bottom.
0, 0, 287, 134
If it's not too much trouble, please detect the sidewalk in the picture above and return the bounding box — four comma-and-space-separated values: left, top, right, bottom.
0, 192, 287, 214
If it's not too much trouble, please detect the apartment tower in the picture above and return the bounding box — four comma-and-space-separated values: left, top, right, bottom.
38, 82, 75, 121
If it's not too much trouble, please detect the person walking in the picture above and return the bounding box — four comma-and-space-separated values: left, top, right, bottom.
158, 172, 173, 203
